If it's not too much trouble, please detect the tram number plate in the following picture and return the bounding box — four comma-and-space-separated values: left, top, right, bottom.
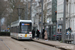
25, 34, 27, 37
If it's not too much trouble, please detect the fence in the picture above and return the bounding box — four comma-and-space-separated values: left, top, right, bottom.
0, 32, 10, 36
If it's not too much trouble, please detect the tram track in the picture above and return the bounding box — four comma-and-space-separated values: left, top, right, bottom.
5, 37, 28, 50
0, 39, 10, 50
9, 38, 61, 50
0, 37, 71, 50
7, 37, 61, 50
8, 38, 42, 50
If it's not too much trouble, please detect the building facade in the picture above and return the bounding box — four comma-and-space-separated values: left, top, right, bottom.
31, 0, 52, 32
57, 0, 75, 32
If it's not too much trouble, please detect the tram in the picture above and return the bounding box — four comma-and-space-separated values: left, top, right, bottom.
10, 20, 32, 40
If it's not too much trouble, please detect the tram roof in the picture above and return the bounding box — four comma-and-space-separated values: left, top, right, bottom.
19, 20, 32, 22
11, 20, 32, 24
11, 20, 32, 27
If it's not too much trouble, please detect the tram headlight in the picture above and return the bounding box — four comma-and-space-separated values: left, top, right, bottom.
21, 35, 22, 36
29, 32, 32, 34
29, 35, 31, 36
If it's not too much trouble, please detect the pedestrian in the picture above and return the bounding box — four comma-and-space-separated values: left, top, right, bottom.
42, 29, 45, 39
36, 29, 40, 40
32, 29, 35, 39
44, 30, 48, 41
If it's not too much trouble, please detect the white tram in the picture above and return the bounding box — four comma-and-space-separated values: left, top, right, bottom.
10, 20, 32, 40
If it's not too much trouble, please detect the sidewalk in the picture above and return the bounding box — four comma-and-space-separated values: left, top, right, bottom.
33, 39, 75, 50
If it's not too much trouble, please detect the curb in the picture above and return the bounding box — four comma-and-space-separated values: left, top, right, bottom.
33, 39, 73, 50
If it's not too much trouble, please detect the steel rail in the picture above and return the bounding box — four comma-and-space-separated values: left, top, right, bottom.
0, 39, 10, 50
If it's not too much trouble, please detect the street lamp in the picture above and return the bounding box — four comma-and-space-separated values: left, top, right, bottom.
62, 0, 66, 43
17, 5, 24, 20
23, 0, 32, 20
41, 0, 44, 32
23, 0, 28, 20
30, 0, 33, 20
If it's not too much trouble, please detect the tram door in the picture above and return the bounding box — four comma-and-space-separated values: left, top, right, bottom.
47, 25, 56, 40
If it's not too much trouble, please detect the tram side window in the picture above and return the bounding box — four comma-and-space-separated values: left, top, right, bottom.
11, 26, 19, 33
17, 26, 19, 33
13, 26, 19, 33
19, 26, 21, 33
10, 27, 12, 32
14, 27, 16, 33
15, 26, 19, 33
10, 27, 13, 32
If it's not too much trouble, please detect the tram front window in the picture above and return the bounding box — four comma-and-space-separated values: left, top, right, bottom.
21, 23, 32, 33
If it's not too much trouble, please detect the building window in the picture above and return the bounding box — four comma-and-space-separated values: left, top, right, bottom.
58, 0, 63, 3
57, 4, 63, 11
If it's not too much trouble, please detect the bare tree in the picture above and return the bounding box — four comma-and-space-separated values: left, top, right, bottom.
0, 0, 7, 31
0, 0, 31, 30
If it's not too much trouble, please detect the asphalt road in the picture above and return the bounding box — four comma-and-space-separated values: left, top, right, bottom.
0, 36, 60, 50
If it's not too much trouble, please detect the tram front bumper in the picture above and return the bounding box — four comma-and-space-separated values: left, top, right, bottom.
18, 37, 32, 40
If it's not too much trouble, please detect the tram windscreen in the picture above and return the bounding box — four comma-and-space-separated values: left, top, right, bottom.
21, 23, 32, 33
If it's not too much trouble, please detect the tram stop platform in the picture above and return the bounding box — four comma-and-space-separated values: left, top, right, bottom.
33, 39, 75, 50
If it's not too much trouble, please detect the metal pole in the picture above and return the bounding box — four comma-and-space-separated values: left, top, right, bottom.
0, 17, 1, 32
69, 0, 71, 28
19, 15, 20, 20
55, 18, 57, 41
30, 0, 33, 20
25, 4, 26, 20
19, 5, 20, 20
25, 0, 28, 20
10, 13, 11, 25
18, 5, 24, 20
26, 0, 28, 20
41, 0, 43, 32
62, 0, 66, 43
69, 0, 71, 39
